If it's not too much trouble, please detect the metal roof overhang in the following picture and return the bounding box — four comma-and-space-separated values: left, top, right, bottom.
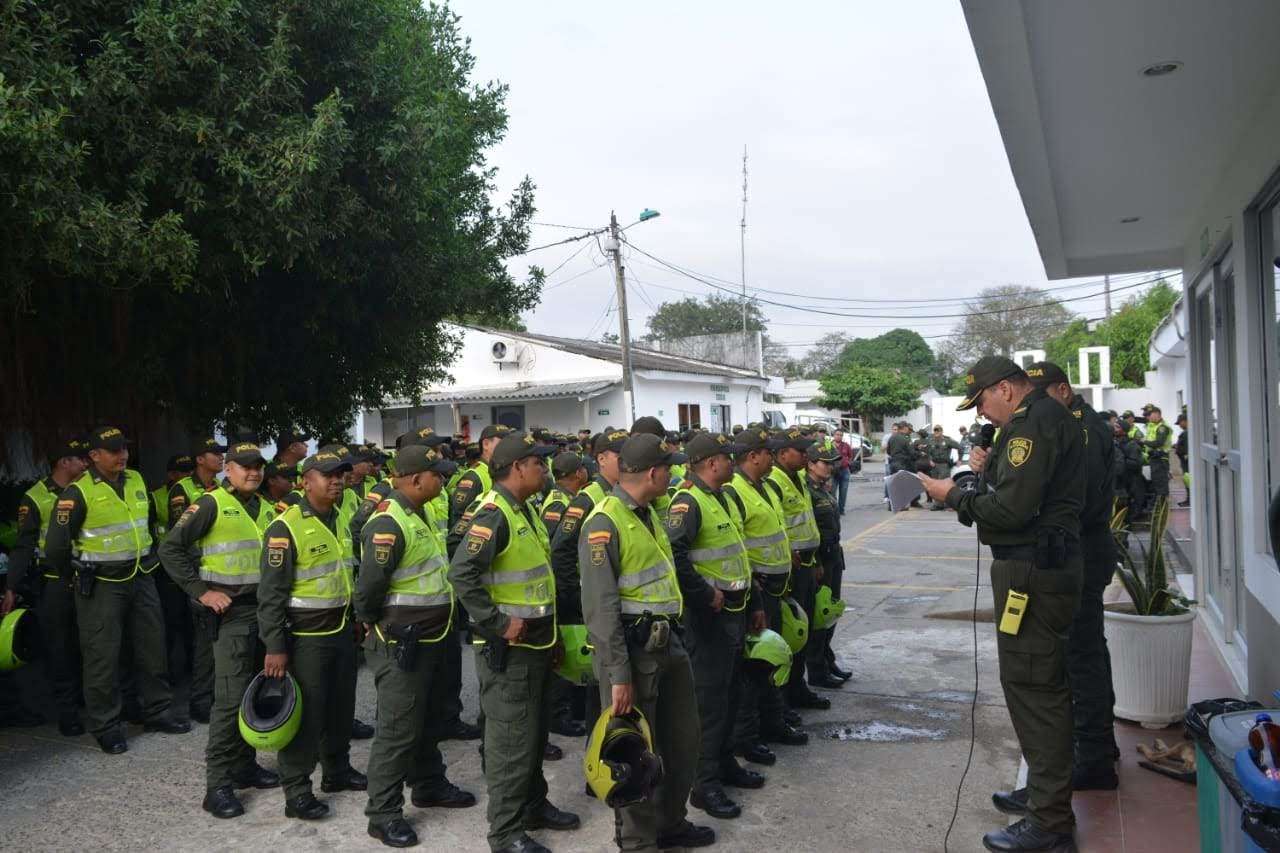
397, 379, 618, 407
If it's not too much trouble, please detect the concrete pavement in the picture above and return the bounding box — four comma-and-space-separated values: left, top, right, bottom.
0, 475, 1022, 852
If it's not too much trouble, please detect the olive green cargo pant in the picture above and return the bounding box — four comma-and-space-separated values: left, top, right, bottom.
992, 556, 1082, 835
205, 605, 261, 790
363, 633, 449, 827
277, 630, 357, 799
38, 572, 83, 718
75, 570, 172, 736
477, 644, 553, 851
685, 605, 746, 791
597, 632, 700, 852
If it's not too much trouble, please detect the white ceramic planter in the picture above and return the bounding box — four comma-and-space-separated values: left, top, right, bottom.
1103, 609, 1196, 728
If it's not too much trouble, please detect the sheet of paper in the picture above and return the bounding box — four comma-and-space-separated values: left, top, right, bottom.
886, 470, 926, 512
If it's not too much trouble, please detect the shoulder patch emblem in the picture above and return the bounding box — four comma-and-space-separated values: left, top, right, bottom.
468, 525, 493, 541
669, 502, 690, 514
543, 510, 562, 522
589, 541, 607, 566
373, 542, 392, 564
371, 533, 396, 545
274, 501, 290, 513
481, 502, 498, 511
17, 505, 29, 526
1007, 437, 1033, 467
565, 506, 585, 519
267, 536, 290, 548
560, 517, 578, 534
376, 500, 391, 512
56, 499, 75, 510
587, 530, 612, 544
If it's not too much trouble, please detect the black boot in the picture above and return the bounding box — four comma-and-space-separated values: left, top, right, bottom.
96, 729, 128, 754
658, 821, 716, 849
321, 765, 368, 792
981, 818, 1074, 852
522, 800, 581, 831
284, 793, 329, 820
232, 763, 281, 789
368, 818, 418, 848
690, 786, 741, 819
738, 743, 776, 765
202, 786, 245, 819
991, 787, 1029, 816
350, 717, 375, 739
411, 780, 477, 809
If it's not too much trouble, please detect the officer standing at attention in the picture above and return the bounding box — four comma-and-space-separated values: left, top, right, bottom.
1025, 362, 1120, 793
448, 424, 514, 528
151, 454, 195, 539
926, 426, 963, 510
258, 446, 367, 821
540, 452, 588, 540
271, 431, 311, 471
804, 442, 849, 689
261, 461, 297, 503
159, 442, 281, 818
580, 433, 713, 852
666, 432, 767, 823
766, 428, 829, 712
1142, 406, 1173, 505
919, 357, 1084, 853
44, 426, 191, 753
356, 444, 477, 849
629, 416, 674, 516
1, 437, 90, 736
448, 432, 580, 853
726, 428, 805, 763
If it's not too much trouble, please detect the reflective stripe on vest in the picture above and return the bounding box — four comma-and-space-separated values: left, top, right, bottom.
588, 495, 682, 617
25, 480, 57, 558
196, 488, 269, 586
767, 467, 821, 551
278, 505, 352, 634
371, 498, 454, 638
730, 472, 791, 577
478, 490, 556, 642
71, 470, 153, 572
675, 484, 751, 609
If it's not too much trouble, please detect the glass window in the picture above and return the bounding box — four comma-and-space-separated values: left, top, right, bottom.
1259, 196, 1280, 556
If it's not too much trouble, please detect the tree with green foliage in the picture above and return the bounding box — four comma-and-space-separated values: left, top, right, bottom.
1043, 280, 1179, 387
944, 285, 1076, 366
837, 328, 935, 387
644, 294, 766, 340
816, 365, 922, 428
0, 0, 538, 453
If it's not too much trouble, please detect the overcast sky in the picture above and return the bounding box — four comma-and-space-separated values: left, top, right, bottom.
452, 1, 1130, 356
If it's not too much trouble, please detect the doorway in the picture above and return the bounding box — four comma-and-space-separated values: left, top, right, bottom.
491, 405, 526, 431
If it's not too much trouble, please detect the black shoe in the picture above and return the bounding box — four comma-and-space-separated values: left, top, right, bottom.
189, 704, 211, 724
789, 691, 831, 710
690, 787, 741, 819
412, 781, 476, 809
285, 793, 329, 821
991, 787, 1029, 816
783, 709, 802, 726
96, 730, 128, 754
658, 821, 716, 849
202, 786, 245, 819
829, 663, 852, 681
441, 718, 482, 741
232, 763, 281, 789
762, 724, 809, 746
739, 743, 776, 766
143, 717, 192, 734
549, 715, 587, 737
543, 741, 564, 761
58, 714, 85, 737
321, 765, 368, 792
351, 717, 375, 739
495, 835, 550, 853
368, 818, 418, 848
810, 674, 846, 690
1177, 499, 1190, 507
721, 765, 766, 789
523, 799, 581, 831
1072, 764, 1119, 791
981, 818, 1074, 852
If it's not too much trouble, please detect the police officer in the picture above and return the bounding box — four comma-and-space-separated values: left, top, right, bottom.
43, 426, 191, 753
1142, 406, 1174, 505
258, 445, 367, 821
766, 428, 828, 712
261, 460, 297, 503
447, 432, 580, 853
1025, 362, 1120, 793
159, 442, 280, 818
1174, 411, 1190, 507
357, 444, 476, 848
1, 437, 90, 735
926, 426, 963, 510
666, 432, 767, 822
540, 451, 588, 540
920, 358, 1084, 852
581, 433, 712, 852
885, 422, 915, 510
726, 428, 805, 763
151, 454, 195, 539
804, 442, 850, 688
1114, 423, 1146, 518
272, 431, 311, 471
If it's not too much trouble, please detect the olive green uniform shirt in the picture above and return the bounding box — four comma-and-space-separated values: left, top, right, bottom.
158, 482, 266, 601
256, 495, 344, 654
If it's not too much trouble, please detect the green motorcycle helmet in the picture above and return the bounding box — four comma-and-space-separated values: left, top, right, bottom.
238, 673, 303, 751
812, 585, 847, 631
583, 707, 664, 808
743, 629, 792, 687
0, 608, 40, 671
555, 624, 596, 686
779, 595, 809, 653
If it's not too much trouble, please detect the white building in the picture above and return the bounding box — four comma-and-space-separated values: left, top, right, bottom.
964, 0, 1280, 697
359, 325, 767, 445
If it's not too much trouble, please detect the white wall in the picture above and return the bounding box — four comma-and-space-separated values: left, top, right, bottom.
631, 371, 765, 433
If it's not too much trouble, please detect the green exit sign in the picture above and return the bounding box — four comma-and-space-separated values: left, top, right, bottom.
597, 409, 610, 416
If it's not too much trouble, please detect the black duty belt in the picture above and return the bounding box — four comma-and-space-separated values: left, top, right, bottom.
989, 544, 1036, 561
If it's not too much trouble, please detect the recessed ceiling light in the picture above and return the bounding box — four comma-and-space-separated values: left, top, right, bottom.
1120, 216, 1141, 223
1142, 61, 1182, 77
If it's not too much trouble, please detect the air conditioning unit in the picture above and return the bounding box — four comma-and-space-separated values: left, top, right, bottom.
491, 339, 520, 364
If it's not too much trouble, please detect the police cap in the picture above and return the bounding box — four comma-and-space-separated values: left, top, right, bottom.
1025, 361, 1070, 388
394, 444, 457, 477
685, 432, 744, 464
490, 432, 557, 470
619, 434, 687, 473
956, 356, 1027, 411
301, 445, 352, 475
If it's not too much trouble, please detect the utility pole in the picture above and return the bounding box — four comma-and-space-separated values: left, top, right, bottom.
1104, 274, 1112, 319
740, 145, 749, 347
607, 211, 636, 422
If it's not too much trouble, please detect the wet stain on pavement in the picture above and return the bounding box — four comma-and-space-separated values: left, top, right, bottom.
826, 721, 947, 742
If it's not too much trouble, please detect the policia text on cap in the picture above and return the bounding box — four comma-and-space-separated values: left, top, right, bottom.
918, 357, 1085, 853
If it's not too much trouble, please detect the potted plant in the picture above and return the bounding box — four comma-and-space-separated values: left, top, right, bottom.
1103, 497, 1197, 728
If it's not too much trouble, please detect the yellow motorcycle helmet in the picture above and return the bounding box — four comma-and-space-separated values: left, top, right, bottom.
743, 628, 792, 687
238, 673, 303, 751
583, 707, 664, 808
0, 607, 39, 671
779, 595, 809, 653
812, 585, 847, 631
555, 624, 596, 686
